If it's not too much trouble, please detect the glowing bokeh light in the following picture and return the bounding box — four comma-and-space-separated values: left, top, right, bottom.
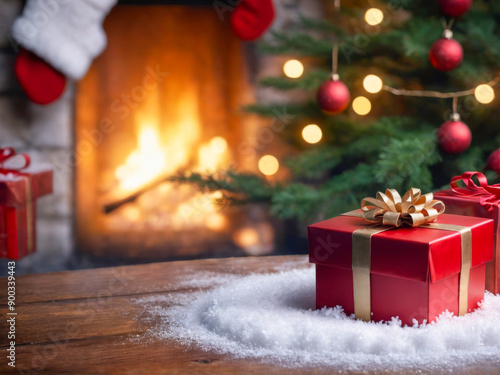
302, 124, 323, 144
210, 136, 228, 154
233, 227, 260, 249
363, 74, 383, 94
365, 8, 384, 26
258, 155, 279, 176
475, 84, 495, 104
352, 96, 372, 115
283, 59, 304, 79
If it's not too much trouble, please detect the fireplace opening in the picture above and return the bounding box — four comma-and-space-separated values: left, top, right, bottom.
75, 5, 274, 261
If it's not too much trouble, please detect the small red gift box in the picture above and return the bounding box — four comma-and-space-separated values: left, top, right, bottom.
308, 189, 494, 326
0, 148, 53, 259
435, 171, 500, 294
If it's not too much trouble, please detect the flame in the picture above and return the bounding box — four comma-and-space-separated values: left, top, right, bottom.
115, 126, 167, 192
112, 87, 229, 230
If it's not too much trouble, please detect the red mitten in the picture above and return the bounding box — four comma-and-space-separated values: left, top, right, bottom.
14, 48, 66, 105
231, 0, 275, 41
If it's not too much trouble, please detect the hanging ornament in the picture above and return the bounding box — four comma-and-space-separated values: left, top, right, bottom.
439, 0, 472, 18
437, 113, 472, 154
429, 29, 463, 72
317, 74, 350, 115
487, 148, 500, 174
318, 44, 350, 115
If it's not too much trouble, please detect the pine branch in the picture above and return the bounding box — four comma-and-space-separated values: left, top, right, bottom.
259, 31, 334, 57
325, 164, 379, 194
297, 15, 347, 36
285, 147, 342, 179
168, 170, 277, 204
177, 1, 500, 225
450, 147, 487, 175
243, 102, 321, 118
270, 183, 328, 221
374, 135, 440, 191
260, 70, 330, 91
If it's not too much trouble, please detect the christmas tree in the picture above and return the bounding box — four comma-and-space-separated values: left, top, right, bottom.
174, 0, 500, 225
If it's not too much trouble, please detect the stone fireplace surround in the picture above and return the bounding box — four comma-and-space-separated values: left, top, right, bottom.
0, 0, 322, 275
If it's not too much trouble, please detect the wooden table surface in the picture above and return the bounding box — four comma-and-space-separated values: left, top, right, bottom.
0, 255, 498, 375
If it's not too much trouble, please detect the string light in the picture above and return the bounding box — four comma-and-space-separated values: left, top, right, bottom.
210, 136, 228, 154
233, 227, 260, 249
321, 6, 500, 127
365, 8, 384, 26
363, 74, 383, 94
383, 75, 500, 99
206, 213, 227, 231
283, 59, 304, 79
258, 155, 279, 176
352, 96, 372, 115
475, 84, 495, 104
302, 124, 322, 144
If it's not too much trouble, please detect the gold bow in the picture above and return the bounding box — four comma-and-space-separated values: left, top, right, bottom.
360, 188, 445, 227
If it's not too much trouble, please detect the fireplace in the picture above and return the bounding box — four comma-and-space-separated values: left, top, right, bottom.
75, 4, 272, 261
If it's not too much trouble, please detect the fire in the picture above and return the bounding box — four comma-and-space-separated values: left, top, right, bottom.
115, 126, 167, 192
111, 89, 229, 231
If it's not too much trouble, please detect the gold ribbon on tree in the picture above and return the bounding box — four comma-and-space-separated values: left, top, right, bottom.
341, 188, 472, 322
360, 187, 445, 227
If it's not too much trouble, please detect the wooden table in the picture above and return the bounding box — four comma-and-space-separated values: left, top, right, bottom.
0, 255, 497, 374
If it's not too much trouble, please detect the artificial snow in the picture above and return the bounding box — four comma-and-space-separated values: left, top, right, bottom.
138, 266, 500, 372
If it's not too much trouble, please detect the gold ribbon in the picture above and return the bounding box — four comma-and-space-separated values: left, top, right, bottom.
341, 188, 471, 322
361, 187, 445, 227
351, 225, 393, 321
423, 223, 472, 316
24, 177, 33, 254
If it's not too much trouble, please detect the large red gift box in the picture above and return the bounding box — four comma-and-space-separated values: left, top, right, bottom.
0, 168, 53, 259
435, 172, 500, 294
308, 211, 493, 326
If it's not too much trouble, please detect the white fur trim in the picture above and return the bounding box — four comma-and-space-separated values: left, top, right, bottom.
12, 0, 117, 80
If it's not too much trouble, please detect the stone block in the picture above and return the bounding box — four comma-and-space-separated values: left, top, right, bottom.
0, 52, 16, 91
0, 0, 22, 48
0, 97, 30, 149
28, 90, 73, 148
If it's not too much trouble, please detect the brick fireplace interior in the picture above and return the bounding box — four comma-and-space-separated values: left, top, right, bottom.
75, 3, 274, 262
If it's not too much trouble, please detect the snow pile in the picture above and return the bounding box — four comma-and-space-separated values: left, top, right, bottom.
143, 267, 500, 372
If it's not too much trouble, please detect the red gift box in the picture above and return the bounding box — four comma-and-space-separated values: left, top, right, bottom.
0, 148, 53, 259
435, 171, 500, 294
308, 210, 493, 326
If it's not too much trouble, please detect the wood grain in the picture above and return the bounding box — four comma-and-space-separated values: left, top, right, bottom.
0, 255, 498, 374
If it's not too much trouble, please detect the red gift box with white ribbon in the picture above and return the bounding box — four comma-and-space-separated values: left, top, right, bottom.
0, 148, 53, 259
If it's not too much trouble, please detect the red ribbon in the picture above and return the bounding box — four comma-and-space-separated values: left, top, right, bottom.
0, 147, 31, 174
450, 171, 500, 208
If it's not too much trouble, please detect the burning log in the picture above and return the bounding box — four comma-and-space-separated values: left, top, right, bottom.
103, 177, 169, 214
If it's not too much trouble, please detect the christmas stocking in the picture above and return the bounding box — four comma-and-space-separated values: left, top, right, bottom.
231, 0, 275, 41
11, 0, 118, 105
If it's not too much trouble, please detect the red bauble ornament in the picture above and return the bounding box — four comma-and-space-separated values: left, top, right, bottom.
429, 31, 463, 72
439, 0, 472, 18
317, 76, 350, 115
437, 117, 472, 154
487, 149, 500, 174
